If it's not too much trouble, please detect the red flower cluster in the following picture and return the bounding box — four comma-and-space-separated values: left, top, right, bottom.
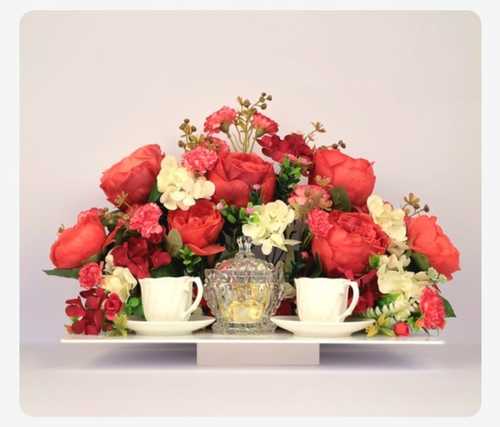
112, 236, 171, 278
209, 152, 276, 207
311, 211, 389, 278
309, 148, 375, 207
419, 287, 446, 329
258, 133, 314, 167
65, 288, 122, 335
78, 262, 102, 289
252, 112, 279, 137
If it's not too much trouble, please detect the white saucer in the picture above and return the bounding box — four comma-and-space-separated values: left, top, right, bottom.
127, 316, 215, 336
271, 316, 375, 338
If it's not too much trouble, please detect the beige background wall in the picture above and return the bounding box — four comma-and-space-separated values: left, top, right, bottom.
20, 11, 480, 343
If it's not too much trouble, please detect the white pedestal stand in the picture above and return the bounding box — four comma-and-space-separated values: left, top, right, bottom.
197, 343, 320, 366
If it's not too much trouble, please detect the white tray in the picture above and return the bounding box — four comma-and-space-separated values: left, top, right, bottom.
61, 331, 443, 366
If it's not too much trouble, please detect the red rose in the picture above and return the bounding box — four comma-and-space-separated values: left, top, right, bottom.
103, 293, 123, 321
310, 211, 389, 278
112, 237, 150, 278
168, 200, 224, 256
393, 322, 411, 336
259, 133, 313, 167
406, 215, 460, 279
204, 107, 237, 134
100, 144, 163, 208
309, 148, 375, 207
66, 288, 108, 335
252, 112, 278, 137
78, 262, 102, 289
208, 152, 276, 207
419, 287, 446, 329
50, 209, 107, 269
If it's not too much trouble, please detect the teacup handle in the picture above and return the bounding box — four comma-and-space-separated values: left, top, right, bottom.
183, 277, 204, 319
339, 281, 359, 320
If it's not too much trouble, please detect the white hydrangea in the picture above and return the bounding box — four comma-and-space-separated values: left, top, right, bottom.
377, 254, 427, 299
242, 200, 299, 255
101, 266, 137, 302
367, 194, 407, 243
157, 155, 215, 210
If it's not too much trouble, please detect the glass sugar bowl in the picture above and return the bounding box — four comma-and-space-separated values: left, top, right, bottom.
204, 237, 284, 334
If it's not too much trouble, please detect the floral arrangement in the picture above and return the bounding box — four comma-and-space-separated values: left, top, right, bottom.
45, 93, 459, 337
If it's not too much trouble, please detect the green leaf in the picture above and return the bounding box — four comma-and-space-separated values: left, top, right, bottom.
377, 293, 400, 308
409, 251, 430, 271
330, 187, 352, 212
165, 229, 183, 256
151, 263, 182, 278
128, 297, 140, 308
44, 268, 80, 279
369, 254, 380, 269
442, 297, 456, 318
148, 183, 161, 202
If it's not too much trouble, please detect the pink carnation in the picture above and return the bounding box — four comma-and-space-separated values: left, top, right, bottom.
307, 208, 333, 238
78, 262, 102, 289
204, 106, 237, 134
182, 146, 218, 175
289, 184, 331, 208
252, 112, 278, 136
129, 203, 163, 239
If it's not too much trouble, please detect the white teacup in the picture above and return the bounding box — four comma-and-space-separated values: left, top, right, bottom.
295, 278, 359, 322
139, 276, 203, 321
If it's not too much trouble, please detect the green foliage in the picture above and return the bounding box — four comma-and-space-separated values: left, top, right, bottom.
249, 189, 262, 205
44, 268, 80, 279
220, 204, 250, 225
369, 254, 380, 269
442, 297, 456, 318
276, 158, 302, 201
148, 183, 161, 202
408, 251, 431, 272
150, 262, 183, 278
165, 229, 183, 256
376, 293, 400, 308
177, 246, 203, 275
124, 297, 144, 320
109, 313, 129, 336
330, 187, 352, 212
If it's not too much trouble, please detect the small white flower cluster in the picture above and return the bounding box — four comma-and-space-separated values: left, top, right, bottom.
157, 155, 215, 210
101, 253, 137, 302
367, 194, 406, 243
242, 200, 299, 255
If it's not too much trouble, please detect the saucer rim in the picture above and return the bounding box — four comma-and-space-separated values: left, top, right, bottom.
270, 315, 375, 326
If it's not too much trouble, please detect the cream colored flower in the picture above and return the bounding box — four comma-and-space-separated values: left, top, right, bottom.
367, 194, 407, 243
377, 255, 425, 299
157, 155, 215, 210
242, 200, 299, 255
101, 266, 137, 302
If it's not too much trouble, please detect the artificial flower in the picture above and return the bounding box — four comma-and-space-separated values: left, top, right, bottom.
258, 133, 313, 167
419, 287, 446, 329
168, 199, 224, 256
157, 155, 215, 210
310, 211, 389, 277
150, 250, 172, 269
129, 203, 164, 239
100, 144, 163, 208
101, 266, 137, 302
289, 185, 332, 218
204, 106, 237, 134
367, 194, 407, 243
406, 215, 460, 279
242, 200, 298, 255
50, 208, 106, 269
307, 208, 332, 238
111, 237, 150, 279
208, 152, 276, 207
182, 146, 218, 175
393, 322, 410, 336
252, 112, 278, 137
309, 147, 375, 207
78, 262, 102, 289
103, 293, 123, 321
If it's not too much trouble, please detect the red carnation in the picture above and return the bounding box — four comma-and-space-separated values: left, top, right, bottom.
204, 107, 237, 134
78, 262, 102, 289
419, 287, 446, 330
252, 112, 278, 137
